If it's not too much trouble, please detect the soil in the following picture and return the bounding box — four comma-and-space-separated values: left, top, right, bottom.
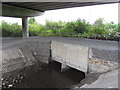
2, 61, 85, 89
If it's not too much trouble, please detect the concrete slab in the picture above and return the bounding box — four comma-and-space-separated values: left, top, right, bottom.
2, 4, 43, 17
65, 43, 89, 73
80, 68, 118, 88
51, 41, 66, 61
51, 41, 89, 73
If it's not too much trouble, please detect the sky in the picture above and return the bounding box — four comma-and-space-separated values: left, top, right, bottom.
0, 3, 118, 25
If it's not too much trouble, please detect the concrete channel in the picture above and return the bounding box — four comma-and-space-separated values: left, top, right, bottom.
1, 37, 119, 89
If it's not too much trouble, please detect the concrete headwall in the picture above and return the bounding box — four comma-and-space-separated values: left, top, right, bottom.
51, 41, 89, 73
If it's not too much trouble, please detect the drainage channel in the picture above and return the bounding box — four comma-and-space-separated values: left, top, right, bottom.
2, 61, 85, 89
2, 38, 118, 89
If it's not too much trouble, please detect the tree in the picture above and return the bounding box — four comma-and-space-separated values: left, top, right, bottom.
110, 22, 118, 30
2, 21, 22, 37
28, 17, 36, 24
89, 26, 108, 35
74, 19, 90, 34
90, 18, 109, 35
94, 18, 105, 28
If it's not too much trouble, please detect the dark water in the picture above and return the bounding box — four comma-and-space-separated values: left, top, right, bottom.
12, 61, 85, 88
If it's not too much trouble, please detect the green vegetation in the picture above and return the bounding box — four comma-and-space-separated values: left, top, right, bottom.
0, 17, 120, 41
1, 21, 22, 37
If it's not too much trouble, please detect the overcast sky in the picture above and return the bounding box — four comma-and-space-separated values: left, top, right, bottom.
0, 3, 118, 25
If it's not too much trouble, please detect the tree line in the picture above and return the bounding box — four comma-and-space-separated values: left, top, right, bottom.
0, 17, 119, 41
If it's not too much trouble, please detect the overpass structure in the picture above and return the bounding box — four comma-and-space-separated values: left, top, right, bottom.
1, 0, 119, 38
1, 1, 119, 86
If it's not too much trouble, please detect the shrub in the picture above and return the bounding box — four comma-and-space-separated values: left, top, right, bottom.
1, 21, 22, 37
29, 23, 45, 36
89, 26, 109, 35
1, 18, 119, 41
74, 19, 90, 34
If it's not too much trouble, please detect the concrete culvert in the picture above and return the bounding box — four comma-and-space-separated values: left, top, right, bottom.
1, 37, 118, 89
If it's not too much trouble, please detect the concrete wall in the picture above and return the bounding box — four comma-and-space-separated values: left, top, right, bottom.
51, 41, 89, 73
2, 40, 51, 78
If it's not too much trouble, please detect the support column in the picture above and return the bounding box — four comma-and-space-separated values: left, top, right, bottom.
61, 63, 69, 72
22, 17, 29, 38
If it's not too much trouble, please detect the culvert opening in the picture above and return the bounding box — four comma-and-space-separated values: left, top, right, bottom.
2, 61, 85, 88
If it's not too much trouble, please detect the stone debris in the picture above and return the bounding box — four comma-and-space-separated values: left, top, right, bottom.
89, 57, 118, 68
88, 57, 118, 73
1, 78, 4, 81
2, 83, 5, 86
12, 79, 15, 83
8, 84, 13, 88
2, 74, 25, 89
20, 76, 24, 80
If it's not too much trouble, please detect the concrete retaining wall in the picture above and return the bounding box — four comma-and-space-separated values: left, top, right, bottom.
2, 40, 51, 77
51, 41, 89, 73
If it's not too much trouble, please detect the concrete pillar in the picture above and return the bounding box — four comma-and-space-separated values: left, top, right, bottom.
61, 63, 69, 72
22, 17, 29, 38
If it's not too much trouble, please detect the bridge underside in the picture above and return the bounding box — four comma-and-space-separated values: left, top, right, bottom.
2, 2, 118, 13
